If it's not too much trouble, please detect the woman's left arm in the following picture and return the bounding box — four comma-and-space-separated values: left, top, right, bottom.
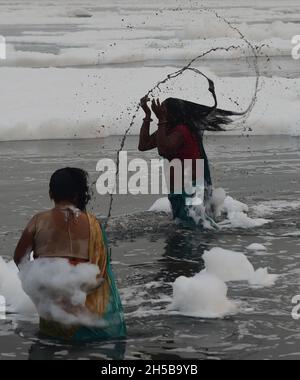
14, 217, 36, 267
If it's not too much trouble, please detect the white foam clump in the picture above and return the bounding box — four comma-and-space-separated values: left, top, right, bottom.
225, 210, 270, 229
247, 243, 267, 252
0, 256, 107, 326
170, 272, 237, 319
212, 189, 271, 229
148, 197, 171, 213
19, 258, 104, 326
0, 257, 36, 314
149, 189, 271, 230
203, 247, 277, 287
170, 246, 278, 318
0, 67, 299, 142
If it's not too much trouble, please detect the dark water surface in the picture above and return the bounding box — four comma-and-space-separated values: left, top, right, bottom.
0, 135, 300, 360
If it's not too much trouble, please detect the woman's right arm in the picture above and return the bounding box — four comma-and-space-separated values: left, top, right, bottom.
138, 96, 158, 151
138, 120, 157, 151
14, 216, 36, 267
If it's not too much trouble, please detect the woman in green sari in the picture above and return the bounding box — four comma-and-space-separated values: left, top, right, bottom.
14, 168, 126, 342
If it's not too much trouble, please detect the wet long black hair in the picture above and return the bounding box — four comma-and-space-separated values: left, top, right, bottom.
49, 168, 91, 211
164, 97, 237, 135
163, 97, 242, 188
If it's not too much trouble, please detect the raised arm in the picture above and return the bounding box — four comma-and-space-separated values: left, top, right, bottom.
138, 96, 158, 152
14, 216, 36, 267
151, 99, 183, 157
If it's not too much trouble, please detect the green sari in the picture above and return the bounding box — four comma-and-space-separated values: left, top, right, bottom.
39, 214, 126, 342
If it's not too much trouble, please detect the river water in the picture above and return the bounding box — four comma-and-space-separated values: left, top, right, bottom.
0, 135, 299, 360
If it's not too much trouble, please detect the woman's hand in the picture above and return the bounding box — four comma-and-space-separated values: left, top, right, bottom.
151, 99, 168, 123
140, 96, 151, 118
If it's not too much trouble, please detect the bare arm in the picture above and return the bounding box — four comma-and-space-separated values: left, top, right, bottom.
138, 96, 158, 151
138, 119, 158, 151
14, 217, 36, 267
151, 99, 184, 157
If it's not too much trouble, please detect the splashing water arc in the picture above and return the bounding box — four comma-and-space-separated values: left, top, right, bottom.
105, 9, 263, 222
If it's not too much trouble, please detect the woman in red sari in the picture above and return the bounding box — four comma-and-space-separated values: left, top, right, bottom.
139, 96, 235, 225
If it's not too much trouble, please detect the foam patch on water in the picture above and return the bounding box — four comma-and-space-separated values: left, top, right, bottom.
170, 272, 237, 319
1, 3, 299, 68
0, 68, 299, 141
149, 188, 271, 229
247, 243, 267, 251
148, 197, 171, 213
0, 256, 108, 326
0, 257, 36, 315
2, 36, 294, 68
19, 258, 105, 326
170, 246, 278, 319
203, 247, 278, 287
213, 190, 271, 229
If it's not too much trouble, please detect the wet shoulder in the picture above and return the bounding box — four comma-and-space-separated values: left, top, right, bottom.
34, 210, 53, 221
25, 210, 53, 233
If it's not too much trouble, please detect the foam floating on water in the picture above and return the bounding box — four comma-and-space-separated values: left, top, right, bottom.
0, 68, 299, 141
148, 197, 171, 213
149, 189, 271, 229
170, 272, 237, 319
19, 258, 103, 326
247, 243, 267, 251
0, 257, 36, 315
0, 256, 105, 326
215, 192, 270, 229
203, 247, 278, 287
170, 246, 278, 319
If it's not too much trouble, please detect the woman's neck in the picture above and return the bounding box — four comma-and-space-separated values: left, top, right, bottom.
54, 201, 76, 209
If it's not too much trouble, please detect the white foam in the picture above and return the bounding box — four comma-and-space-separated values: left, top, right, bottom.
213, 190, 271, 229
210, 188, 227, 218
0, 256, 109, 326
19, 258, 105, 326
247, 243, 267, 251
2, 36, 293, 68
169, 242, 278, 319
225, 211, 270, 229
223, 196, 249, 214
170, 272, 237, 319
0, 1, 299, 140
1, 2, 299, 68
149, 189, 272, 230
0, 65, 299, 141
248, 268, 277, 287
203, 247, 278, 287
0, 257, 36, 315
148, 197, 171, 213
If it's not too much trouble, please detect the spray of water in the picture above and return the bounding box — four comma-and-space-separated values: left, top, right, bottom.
103, 8, 268, 223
